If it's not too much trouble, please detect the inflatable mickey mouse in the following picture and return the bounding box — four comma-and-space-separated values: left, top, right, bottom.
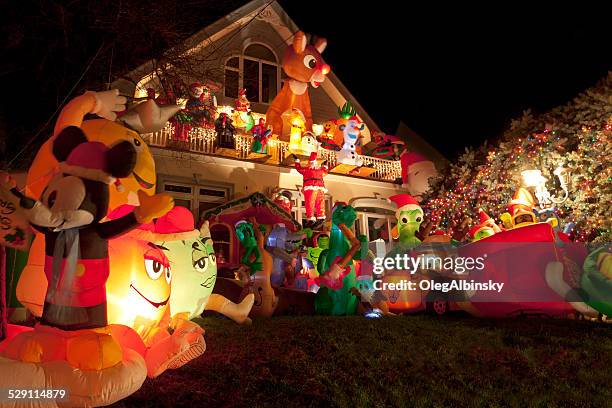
3, 126, 174, 331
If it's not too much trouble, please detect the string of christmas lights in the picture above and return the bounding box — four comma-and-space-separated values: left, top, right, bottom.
423, 73, 612, 243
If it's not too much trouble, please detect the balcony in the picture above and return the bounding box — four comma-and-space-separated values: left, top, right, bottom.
142, 123, 402, 183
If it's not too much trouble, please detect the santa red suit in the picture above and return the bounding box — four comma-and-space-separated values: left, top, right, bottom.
295, 152, 329, 223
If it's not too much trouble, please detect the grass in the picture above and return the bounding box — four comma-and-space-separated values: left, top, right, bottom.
113, 314, 612, 408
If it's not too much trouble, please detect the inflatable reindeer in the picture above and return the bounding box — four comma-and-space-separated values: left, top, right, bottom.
266, 31, 330, 139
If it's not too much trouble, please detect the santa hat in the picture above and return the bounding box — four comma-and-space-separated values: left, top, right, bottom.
476, 208, 503, 233
402, 151, 429, 167
388, 194, 422, 218
508, 188, 535, 214
469, 224, 494, 239
476, 209, 490, 224
59, 141, 116, 184
108, 205, 199, 242
153, 206, 200, 241
309, 152, 318, 162
467, 209, 499, 238
400, 151, 431, 183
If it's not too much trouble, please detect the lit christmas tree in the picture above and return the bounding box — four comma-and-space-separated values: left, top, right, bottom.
424, 73, 611, 242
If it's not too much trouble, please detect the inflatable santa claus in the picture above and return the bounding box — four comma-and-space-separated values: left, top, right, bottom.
400, 151, 438, 199
294, 152, 329, 228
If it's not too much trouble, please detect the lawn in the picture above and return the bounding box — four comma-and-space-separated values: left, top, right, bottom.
114, 314, 612, 408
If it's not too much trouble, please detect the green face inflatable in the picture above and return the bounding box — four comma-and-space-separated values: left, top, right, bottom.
163, 221, 217, 320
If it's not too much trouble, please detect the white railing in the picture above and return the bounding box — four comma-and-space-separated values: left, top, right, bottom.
143, 124, 402, 182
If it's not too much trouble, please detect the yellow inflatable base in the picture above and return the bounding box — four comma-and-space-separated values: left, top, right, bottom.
0, 348, 146, 407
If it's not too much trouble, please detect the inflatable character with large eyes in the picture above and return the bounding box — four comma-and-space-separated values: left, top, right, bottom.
106, 206, 174, 342
335, 102, 365, 167
158, 210, 254, 324
107, 206, 253, 342
388, 194, 424, 250
17, 89, 180, 318
0, 126, 173, 406
5, 127, 173, 330
266, 31, 330, 138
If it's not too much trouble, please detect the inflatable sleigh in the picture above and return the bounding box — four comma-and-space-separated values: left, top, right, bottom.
456, 222, 588, 318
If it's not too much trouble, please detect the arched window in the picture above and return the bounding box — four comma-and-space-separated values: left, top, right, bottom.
224, 43, 280, 104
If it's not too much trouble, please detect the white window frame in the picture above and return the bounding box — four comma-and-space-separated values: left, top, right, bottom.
223, 43, 281, 105
158, 176, 233, 220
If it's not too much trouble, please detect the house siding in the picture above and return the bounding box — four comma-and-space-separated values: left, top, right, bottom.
151, 148, 404, 205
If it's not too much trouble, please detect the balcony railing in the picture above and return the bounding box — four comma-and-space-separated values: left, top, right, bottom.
143, 124, 402, 182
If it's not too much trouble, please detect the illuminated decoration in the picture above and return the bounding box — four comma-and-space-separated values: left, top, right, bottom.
231, 111, 255, 132
387, 194, 424, 249
317, 120, 341, 151
0, 127, 172, 404
0, 90, 199, 407
251, 118, 272, 154
581, 246, 612, 316
185, 82, 217, 127
267, 223, 305, 286
469, 225, 495, 242
314, 203, 360, 316
312, 123, 324, 136
232, 89, 254, 131
106, 207, 174, 342
335, 102, 365, 167
364, 131, 406, 160
300, 131, 319, 156
457, 222, 576, 318
521, 166, 570, 210
250, 218, 278, 318
7, 128, 172, 331
285, 108, 307, 155
468, 209, 501, 242
215, 112, 236, 150
294, 152, 329, 228
271, 189, 293, 213
202, 191, 300, 274
0, 179, 31, 250
306, 233, 329, 277
424, 82, 611, 243
234, 220, 262, 274
507, 188, 537, 228
266, 31, 330, 139
17, 90, 178, 318
0, 324, 148, 406
235, 88, 251, 112
401, 151, 438, 199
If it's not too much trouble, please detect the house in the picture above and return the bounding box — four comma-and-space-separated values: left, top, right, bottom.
112, 0, 443, 252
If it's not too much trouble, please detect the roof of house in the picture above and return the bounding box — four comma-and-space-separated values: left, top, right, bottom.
113, 0, 382, 134
202, 191, 301, 231
396, 121, 449, 169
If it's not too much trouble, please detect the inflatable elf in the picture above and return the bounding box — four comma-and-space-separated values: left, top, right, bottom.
468, 209, 503, 242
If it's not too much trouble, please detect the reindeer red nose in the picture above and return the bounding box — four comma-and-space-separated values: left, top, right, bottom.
320, 64, 330, 75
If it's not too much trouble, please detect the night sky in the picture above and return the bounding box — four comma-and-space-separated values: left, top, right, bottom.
279, 1, 611, 159
1, 1, 610, 164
